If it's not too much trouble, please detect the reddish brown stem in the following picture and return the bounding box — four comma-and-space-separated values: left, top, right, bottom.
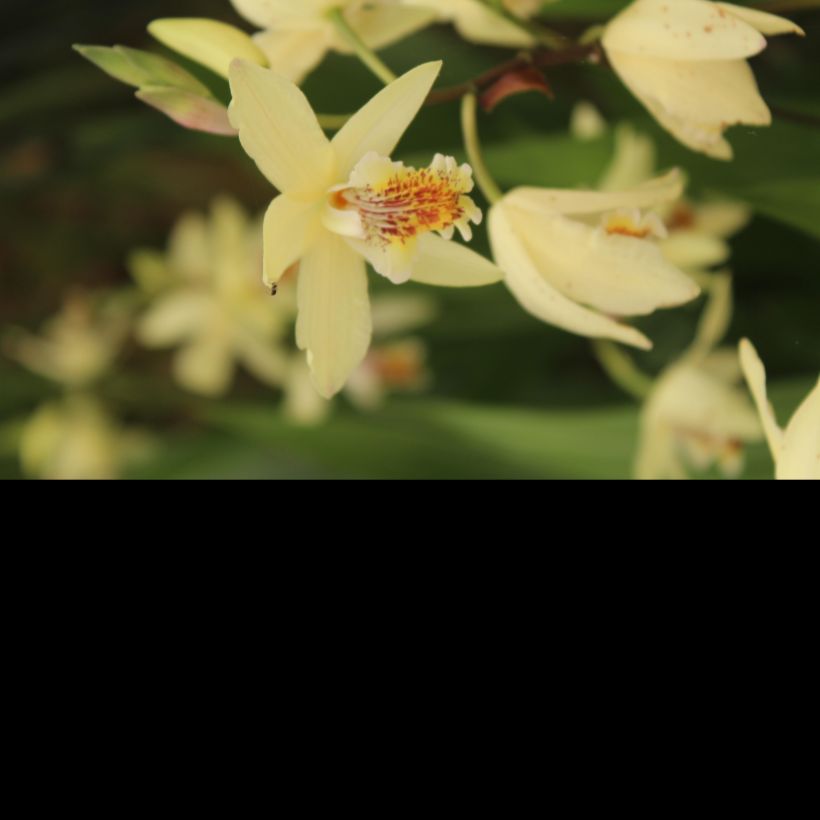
425, 43, 603, 106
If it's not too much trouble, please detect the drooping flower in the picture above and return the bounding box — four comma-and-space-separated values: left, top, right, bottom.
488, 171, 700, 350
597, 121, 752, 273
228, 59, 502, 397
133, 198, 292, 397
635, 275, 762, 480
221, 0, 437, 84
636, 355, 763, 479
602, 0, 805, 160
740, 339, 820, 481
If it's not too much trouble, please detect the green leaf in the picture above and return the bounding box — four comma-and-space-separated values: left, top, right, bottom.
729, 177, 820, 239
485, 133, 613, 188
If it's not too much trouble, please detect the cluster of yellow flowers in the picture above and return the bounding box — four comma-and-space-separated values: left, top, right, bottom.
29, 0, 816, 479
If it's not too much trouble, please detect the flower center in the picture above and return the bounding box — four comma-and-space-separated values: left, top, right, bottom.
602, 208, 667, 240
330, 153, 482, 247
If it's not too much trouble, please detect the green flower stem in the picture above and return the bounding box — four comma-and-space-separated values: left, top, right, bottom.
461, 92, 504, 205
480, 0, 568, 50
592, 340, 653, 401
326, 7, 397, 86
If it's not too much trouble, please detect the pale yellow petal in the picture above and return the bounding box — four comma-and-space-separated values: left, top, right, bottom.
296, 232, 372, 398
489, 206, 653, 350
262, 194, 323, 286
599, 124, 657, 192
503, 202, 699, 316
149, 19, 268, 78
715, 3, 805, 37
331, 61, 442, 180
228, 60, 335, 197
635, 418, 687, 481
230, 0, 285, 29
410, 235, 504, 288
284, 357, 332, 426
168, 212, 210, 281
174, 337, 235, 397
739, 339, 784, 460
607, 51, 770, 158
688, 273, 733, 359
252, 28, 332, 85
603, 0, 767, 61
450, 0, 536, 47
661, 232, 730, 271
778, 379, 820, 480
348, 5, 438, 51
507, 170, 683, 216
137, 292, 213, 347
693, 201, 752, 238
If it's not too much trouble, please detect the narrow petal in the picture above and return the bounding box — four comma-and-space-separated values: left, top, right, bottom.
347, 6, 438, 51
449, 2, 536, 48
660, 232, 731, 271
137, 292, 213, 347
168, 212, 210, 282
693, 201, 751, 239
507, 170, 683, 216
149, 19, 268, 78
688, 273, 733, 359
253, 28, 333, 85
739, 339, 785, 461
231, 0, 298, 28
262, 194, 323, 286
331, 61, 442, 180
136, 86, 237, 136
296, 232, 372, 398
778, 379, 820, 480
284, 358, 332, 426
715, 3, 805, 37
489, 206, 653, 350
410, 234, 504, 288
603, 0, 767, 61
229, 60, 335, 196
174, 337, 235, 397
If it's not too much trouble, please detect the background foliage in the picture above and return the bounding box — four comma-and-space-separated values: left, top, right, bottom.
1, 0, 818, 478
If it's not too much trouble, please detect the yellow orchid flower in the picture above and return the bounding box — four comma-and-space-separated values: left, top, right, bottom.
3, 294, 128, 389
403, 0, 538, 47
20, 395, 150, 482
224, 0, 437, 84
228, 59, 502, 398
133, 198, 293, 398
740, 340, 820, 481
636, 353, 763, 479
597, 121, 752, 273
602, 0, 804, 160
488, 171, 700, 350
635, 275, 762, 480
